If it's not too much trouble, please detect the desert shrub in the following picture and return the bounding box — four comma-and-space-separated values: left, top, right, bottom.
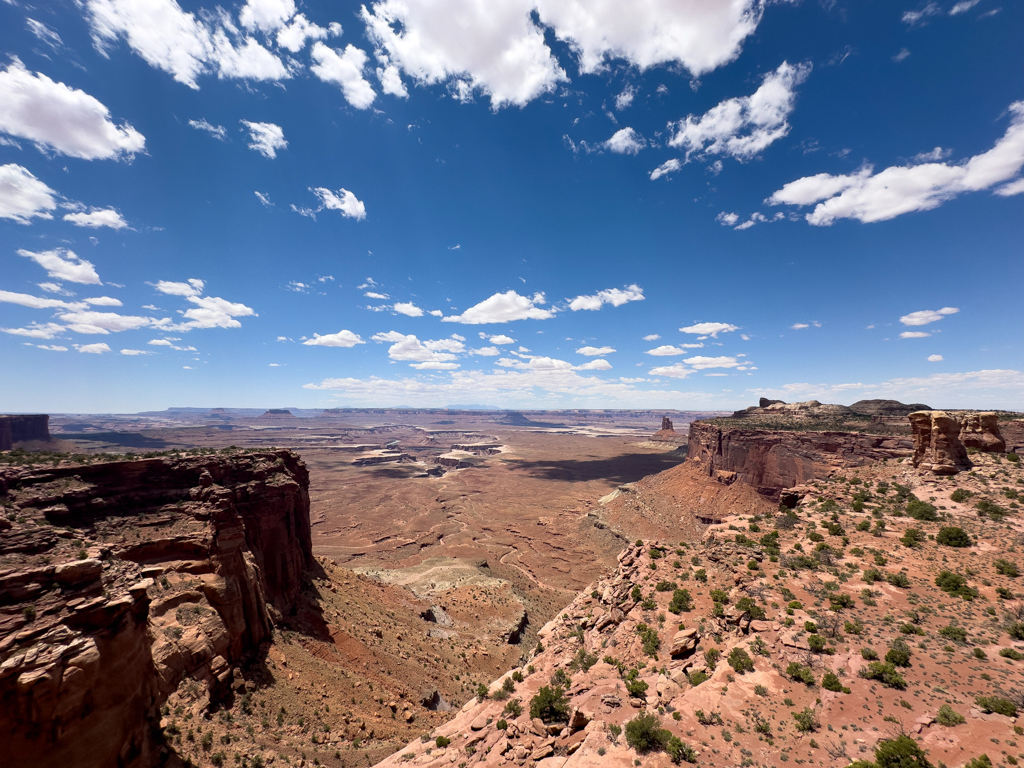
666, 736, 698, 764
569, 647, 598, 672
649, 547, 664, 560
624, 711, 671, 754
886, 639, 912, 667
965, 756, 993, 768
687, 670, 709, 686
668, 588, 693, 614
937, 527, 972, 547
631, 585, 643, 602
975, 696, 1017, 717
735, 596, 766, 620
503, 699, 522, 717
786, 662, 816, 685
1008, 622, 1024, 641
829, 592, 855, 611
529, 686, 570, 723
994, 559, 1020, 577
808, 635, 829, 653
936, 704, 965, 726
709, 589, 729, 604
935, 570, 978, 600
873, 735, 932, 768
623, 668, 649, 698
950, 488, 973, 503
906, 499, 938, 521
792, 707, 819, 732
861, 647, 879, 660
976, 500, 1006, 520
999, 648, 1024, 661
435, 735, 451, 748
808, 531, 825, 543
694, 568, 708, 583
822, 672, 844, 692
887, 572, 911, 588
938, 624, 968, 643
636, 623, 661, 658
901, 528, 926, 548
859, 662, 906, 689
704, 648, 721, 669
862, 568, 884, 584
656, 580, 677, 592
728, 647, 754, 674
857, 520, 871, 532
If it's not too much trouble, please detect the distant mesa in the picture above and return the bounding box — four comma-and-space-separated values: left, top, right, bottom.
260, 409, 295, 418
445, 404, 501, 411
848, 399, 932, 417
210, 407, 227, 413
759, 398, 785, 408
0, 414, 51, 451
732, 399, 852, 419
651, 415, 686, 444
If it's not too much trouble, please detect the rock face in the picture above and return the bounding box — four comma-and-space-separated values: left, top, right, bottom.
687, 421, 913, 499
959, 412, 1005, 453
910, 411, 971, 475
0, 414, 51, 450
661, 416, 673, 431
0, 450, 312, 768
849, 399, 931, 417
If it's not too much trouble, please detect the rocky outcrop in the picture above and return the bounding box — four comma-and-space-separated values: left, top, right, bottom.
910, 411, 971, 475
651, 415, 686, 445
959, 412, 1005, 453
732, 399, 853, 419
0, 414, 51, 450
687, 421, 912, 499
849, 399, 931, 417
0, 450, 312, 768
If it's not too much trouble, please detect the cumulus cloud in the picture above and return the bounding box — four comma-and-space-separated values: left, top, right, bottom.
85, 0, 289, 88
393, 301, 424, 317
153, 278, 256, 330
0, 290, 82, 310
372, 330, 464, 365
604, 127, 644, 154
790, 322, 808, 329
443, 291, 555, 324
643, 334, 660, 341
645, 344, 702, 356
489, 335, 516, 345
684, 355, 741, 369
899, 331, 931, 339
360, 0, 764, 109
19, 248, 102, 285
63, 207, 128, 229
189, 118, 227, 140
679, 321, 738, 337
0, 59, 146, 160
648, 363, 692, 378
900, 307, 958, 326
0, 322, 66, 339
310, 43, 377, 109
365, 292, 390, 300
241, 121, 287, 158
576, 346, 615, 356
928, 354, 944, 362
276, 14, 329, 53
472, 346, 500, 356
716, 211, 739, 226
310, 186, 367, 220
239, 0, 295, 32
37, 345, 69, 352
58, 310, 156, 334
650, 158, 681, 180
577, 358, 612, 370
78, 342, 112, 354
120, 348, 151, 355
768, 102, 1024, 224
154, 278, 204, 297
668, 61, 811, 161
0, 164, 58, 224
568, 284, 644, 311
615, 86, 635, 111
302, 330, 365, 347
410, 361, 460, 370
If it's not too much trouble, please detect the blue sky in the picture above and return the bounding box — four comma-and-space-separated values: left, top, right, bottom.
1, 0, 1021, 413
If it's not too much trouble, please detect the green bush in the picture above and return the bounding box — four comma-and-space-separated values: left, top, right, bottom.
887, 572, 911, 588
861, 647, 879, 660
975, 695, 1016, 717
529, 686, 570, 723
976, 499, 1006, 520
885, 639, 912, 667
936, 527, 971, 548
792, 707, 818, 732
950, 488, 974, 503
786, 662, 816, 685
873, 735, 931, 768
994, 559, 1020, 577
727, 647, 754, 673
822, 672, 844, 692
859, 662, 906, 689
636, 623, 661, 658
1008, 621, 1024, 641
1007, 452, 1019, 463
900, 528, 926, 548
435, 736, 451, 748
935, 570, 978, 600
906, 499, 938, 521
503, 699, 523, 717
938, 624, 968, 643
668, 588, 693, 614
687, 670, 709, 686
656, 580, 677, 592
735, 596, 766, 620
936, 704, 965, 726
998, 648, 1023, 661
624, 711, 671, 754
666, 736, 698, 764
965, 756, 993, 768
709, 588, 729, 604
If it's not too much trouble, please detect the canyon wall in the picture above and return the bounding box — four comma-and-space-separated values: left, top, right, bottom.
0, 414, 51, 450
0, 449, 311, 768
686, 420, 913, 499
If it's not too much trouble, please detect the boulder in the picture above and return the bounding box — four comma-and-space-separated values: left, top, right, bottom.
670, 628, 699, 657
54, 559, 103, 587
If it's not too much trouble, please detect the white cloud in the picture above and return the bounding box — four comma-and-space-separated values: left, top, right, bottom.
902, 3, 941, 24
302, 330, 365, 347
148, 339, 173, 346
679, 321, 738, 337
568, 284, 644, 311
376, 64, 409, 97
949, 0, 981, 13
899, 331, 931, 339
900, 307, 958, 326
239, 0, 295, 32
0, 290, 82, 310
668, 61, 811, 161
643, 334, 660, 341
120, 348, 152, 355
154, 278, 204, 297
310, 43, 377, 109
489, 334, 516, 344
604, 127, 644, 154
0, 322, 66, 339
310, 186, 367, 220
83, 296, 123, 306
645, 344, 703, 356
428, 309, 444, 317
577, 358, 612, 370
443, 291, 555, 324
576, 346, 615, 356
768, 101, 1024, 225
58, 310, 156, 334
995, 177, 1024, 196
0, 164, 58, 224
63, 207, 128, 229
189, 118, 227, 140
684, 355, 741, 369
0, 59, 146, 160
372, 331, 464, 364
86, 0, 289, 89
364, 292, 389, 300
893, 48, 911, 63
27, 19, 64, 50
928, 354, 944, 362
37, 345, 68, 352
790, 322, 809, 330
410, 361, 460, 370
715, 211, 739, 226
472, 346, 500, 356
650, 158, 681, 180
254, 191, 273, 207
19, 248, 102, 285
277, 14, 329, 53
393, 301, 424, 317
78, 342, 112, 354
241, 120, 287, 158
177, 295, 255, 330
648, 363, 692, 378
615, 86, 635, 111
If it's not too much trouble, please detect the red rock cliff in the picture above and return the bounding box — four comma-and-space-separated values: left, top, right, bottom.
686, 420, 913, 499
0, 449, 311, 768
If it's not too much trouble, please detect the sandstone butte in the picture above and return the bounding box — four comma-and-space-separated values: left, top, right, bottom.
1, 406, 1023, 768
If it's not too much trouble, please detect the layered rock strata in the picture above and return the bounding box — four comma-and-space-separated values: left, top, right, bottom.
0, 450, 311, 768
0, 414, 51, 450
